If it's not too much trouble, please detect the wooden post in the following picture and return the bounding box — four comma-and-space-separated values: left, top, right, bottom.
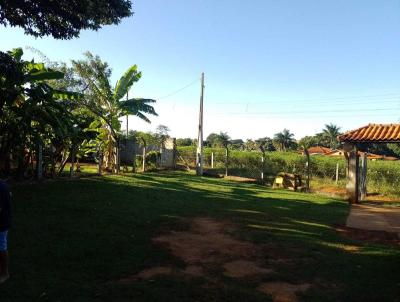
225, 147, 229, 177
115, 140, 121, 174
346, 147, 359, 204
132, 149, 136, 173
303, 148, 310, 191
142, 146, 146, 172
172, 138, 177, 169
335, 162, 339, 184
360, 152, 367, 200
37, 143, 43, 180
261, 155, 265, 183
98, 146, 103, 175
70, 146, 75, 177
211, 152, 214, 168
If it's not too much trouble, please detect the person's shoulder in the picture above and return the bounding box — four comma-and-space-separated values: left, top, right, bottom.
0, 180, 9, 192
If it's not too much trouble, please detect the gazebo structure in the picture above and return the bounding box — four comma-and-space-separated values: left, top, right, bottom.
338, 123, 400, 204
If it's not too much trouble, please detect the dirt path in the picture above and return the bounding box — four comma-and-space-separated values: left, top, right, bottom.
346, 204, 400, 237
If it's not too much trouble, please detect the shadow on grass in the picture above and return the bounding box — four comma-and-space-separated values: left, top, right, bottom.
3, 171, 399, 302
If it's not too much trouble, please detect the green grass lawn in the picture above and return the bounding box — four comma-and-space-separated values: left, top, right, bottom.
1, 172, 399, 301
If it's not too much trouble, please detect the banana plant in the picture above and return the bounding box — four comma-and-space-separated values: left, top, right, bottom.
0, 48, 84, 178
0, 48, 64, 116
72, 52, 158, 172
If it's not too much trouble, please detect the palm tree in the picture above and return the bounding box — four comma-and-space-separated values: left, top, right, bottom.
273, 129, 295, 151
216, 132, 231, 148
73, 52, 157, 172
322, 123, 341, 149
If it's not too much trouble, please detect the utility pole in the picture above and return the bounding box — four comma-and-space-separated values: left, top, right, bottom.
196, 73, 205, 176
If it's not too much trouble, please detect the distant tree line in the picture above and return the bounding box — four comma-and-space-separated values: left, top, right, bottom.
176, 124, 400, 158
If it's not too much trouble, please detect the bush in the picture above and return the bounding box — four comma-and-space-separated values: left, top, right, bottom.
135, 151, 160, 170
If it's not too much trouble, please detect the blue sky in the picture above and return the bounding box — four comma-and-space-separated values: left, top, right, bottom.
1, 0, 400, 139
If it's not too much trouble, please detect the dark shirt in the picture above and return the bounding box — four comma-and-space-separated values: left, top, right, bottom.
0, 180, 11, 231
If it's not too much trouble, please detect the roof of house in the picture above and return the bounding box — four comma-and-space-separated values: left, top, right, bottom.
338, 124, 400, 143
326, 149, 398, 160
307, 146, 333, 154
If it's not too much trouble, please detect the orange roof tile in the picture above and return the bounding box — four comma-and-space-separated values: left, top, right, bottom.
338, 124, 400, 143
307, 146, 333, 154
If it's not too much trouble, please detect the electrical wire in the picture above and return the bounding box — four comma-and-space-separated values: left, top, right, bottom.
158, 78, 200, 100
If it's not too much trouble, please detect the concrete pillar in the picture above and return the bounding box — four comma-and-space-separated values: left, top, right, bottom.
346, 149, 359, 204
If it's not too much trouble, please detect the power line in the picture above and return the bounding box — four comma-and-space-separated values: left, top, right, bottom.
209, 112, 400, 119
214, 97, 400, 106
213, 93, 400, 105
212, 107, 398, 116
158, 78, 200, 100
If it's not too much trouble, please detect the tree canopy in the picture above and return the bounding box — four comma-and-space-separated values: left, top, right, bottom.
322, 123, 341, 149
273, 129, 297, 151
206, 132, 231, 148
0, 0, 132, 39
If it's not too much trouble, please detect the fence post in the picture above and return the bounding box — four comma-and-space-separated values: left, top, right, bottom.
142, 146, 146, 172
116, 141, 121, 174
304, 148, 310, 191
335, 162, 339, 184
70, 145, 75, 177
211, 152, 214, 169
173, 138, 177, 170
225, 147, 229, 177
98, 146, 103, 175
261, 156, 265, 183
132, 150, 136, 173
37, 143, 43, 180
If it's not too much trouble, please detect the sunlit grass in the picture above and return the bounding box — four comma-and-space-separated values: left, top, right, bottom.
2, 171, 399, 301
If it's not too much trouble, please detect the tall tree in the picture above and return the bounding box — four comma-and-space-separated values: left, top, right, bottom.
322, 123, 341, 149
0, 0, 132, 39
298, 136, 318, 149
72, 52, 157, 172
244, 139, 258, 151
215, 132, 231, 148
176, 138, 193, 147
273, 129, 296, 151
255, 137, 275, 152
155, 124, 170, 148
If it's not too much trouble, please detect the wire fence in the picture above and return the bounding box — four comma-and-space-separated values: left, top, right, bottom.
177, 146, 400, 196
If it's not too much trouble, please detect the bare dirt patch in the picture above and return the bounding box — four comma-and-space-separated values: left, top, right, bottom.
257, 282, 311, 302
223, 175, 259, 183
118, 217, 313, 301
312, 186, 346, 198
335, 224, 400, 246
153, 217, 258, 265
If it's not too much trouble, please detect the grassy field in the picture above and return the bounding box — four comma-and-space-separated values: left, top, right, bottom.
1, 172, 399, 301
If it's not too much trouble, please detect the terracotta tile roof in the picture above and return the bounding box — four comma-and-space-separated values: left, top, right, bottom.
307, 146, 333, 155
338, 124, 400, 143
383, 156, 399, 161
326, 149, 397, 160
